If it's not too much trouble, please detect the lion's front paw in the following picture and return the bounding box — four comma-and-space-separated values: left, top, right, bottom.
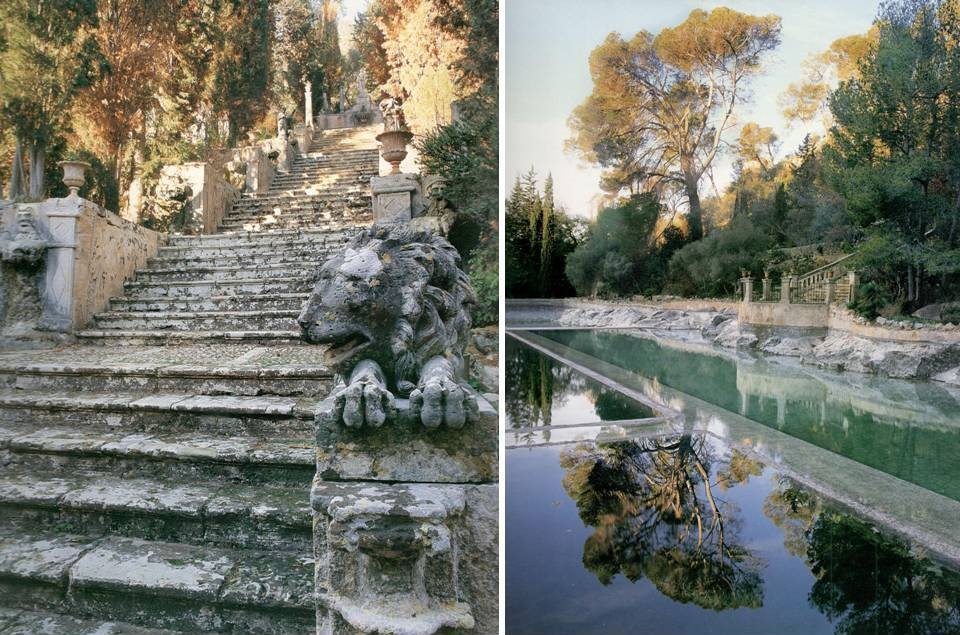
333, 379, 395, 428
410, 377, 476, 429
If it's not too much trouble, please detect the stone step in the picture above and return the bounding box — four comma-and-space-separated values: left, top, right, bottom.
75, 330, 302, 346
223, 208, 366, 226
0, 608, 181, 634
132, 262, 323, 284
0, 469, 311, 552
109, 292, 309, 314
1, 426, 314, 484
94, 309, 299, 332
146, 249, 337, 271
165, 227, 358, 247
0, 532, 313, 633
157, 237, 349, 260
121, 277, 311, 300
237, 191, 371, 204
217, 219, 367, 234
0, 390, 314, 431
0, 345, 329, 397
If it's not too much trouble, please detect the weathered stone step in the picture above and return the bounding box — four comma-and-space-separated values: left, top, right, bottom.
109, 292, 309, 313
146, 251, 337, 271
165, 227, 356, 247
75, 330, 302, 346
121, 277, 311, 300
158, 237, 348, 260
223, 209, 366, 226
0, 469, 311, 552
241, 185, 371, 198
94, 309, 299, 332
218, 219, 369, 234
1, 426, 314, 484
132, 262, 323, 283
0, 533, 313, 633
0, 348, 328, 397
0, 608, 181, 634
0, 391, 314, 431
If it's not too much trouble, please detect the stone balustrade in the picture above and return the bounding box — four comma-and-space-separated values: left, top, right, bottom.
0, 195, 163, 343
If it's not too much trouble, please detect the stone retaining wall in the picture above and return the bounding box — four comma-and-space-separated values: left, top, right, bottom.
71, 201, 163, 329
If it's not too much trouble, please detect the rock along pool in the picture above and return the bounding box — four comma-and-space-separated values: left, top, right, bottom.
505, 329, 960, 635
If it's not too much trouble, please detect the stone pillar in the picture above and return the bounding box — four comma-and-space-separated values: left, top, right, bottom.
825, 277, 835, 305
39, 197, 81, 331
741, 276, 754, 303
781, 275, 794, 304
761, 276, 771, 301
305, 81, 313, 128
848, 270, 859, 302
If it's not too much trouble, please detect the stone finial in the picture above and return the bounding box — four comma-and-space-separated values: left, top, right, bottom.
59, 160, 90, 197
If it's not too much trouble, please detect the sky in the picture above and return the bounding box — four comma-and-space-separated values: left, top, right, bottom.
506, 0, 880, 218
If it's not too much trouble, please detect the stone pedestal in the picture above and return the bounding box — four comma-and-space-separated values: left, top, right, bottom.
311, 394, 498, 634
741, 277, 754, 303
39, 198, 82, 331
293, 124, 311, 155
371, 174, 419, 224
781, 275, 795, 304
825, 278, 835, 305
848, 270, 859, 303
762, 277, 771, 301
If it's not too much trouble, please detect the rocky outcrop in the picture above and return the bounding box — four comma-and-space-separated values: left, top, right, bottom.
804, 333, 960, 380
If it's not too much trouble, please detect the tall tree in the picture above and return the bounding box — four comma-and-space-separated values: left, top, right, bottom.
827, 0, 960, 307
0, 0, 103, 198
568, 8, 781, 240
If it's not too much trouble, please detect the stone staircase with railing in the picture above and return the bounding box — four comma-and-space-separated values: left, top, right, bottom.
0, 124, 381, 633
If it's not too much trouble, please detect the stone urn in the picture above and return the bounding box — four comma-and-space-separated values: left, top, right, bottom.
59, 160, 90, 197
376, 129, 413, 174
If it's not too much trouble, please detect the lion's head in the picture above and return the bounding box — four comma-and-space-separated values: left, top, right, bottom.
298, 225, 475, 396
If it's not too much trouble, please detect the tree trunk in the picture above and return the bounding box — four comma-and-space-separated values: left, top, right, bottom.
27, 139, 45, 200
684, 171, 704, 241
8, 138, 25, 200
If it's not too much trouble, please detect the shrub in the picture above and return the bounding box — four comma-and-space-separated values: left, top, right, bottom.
848, 281, 888, 320
665, 215, 772, 297
467, 244, 497, 327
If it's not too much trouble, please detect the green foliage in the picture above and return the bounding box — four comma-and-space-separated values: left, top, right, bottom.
565, 193, 680, 297
848, 281, 888, 320
416, 0, 499, 252
505, 170, 583, 298
825, 0, 960, 308
666, 215, 772, 298
467, 244, 497, 328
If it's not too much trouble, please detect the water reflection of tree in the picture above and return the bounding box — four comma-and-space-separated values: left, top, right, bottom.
806, 513, 960, 635
560, 436, 765, 610
764, 479, 960, 634
505, 341, 582, 441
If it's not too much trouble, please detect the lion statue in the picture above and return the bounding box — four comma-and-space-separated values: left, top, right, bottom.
298, 224, 478, 429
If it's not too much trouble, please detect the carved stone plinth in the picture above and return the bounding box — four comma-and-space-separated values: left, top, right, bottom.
371, 174, 418, 224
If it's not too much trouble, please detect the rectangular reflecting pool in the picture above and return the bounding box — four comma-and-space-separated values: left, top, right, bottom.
505, 332, 960, 635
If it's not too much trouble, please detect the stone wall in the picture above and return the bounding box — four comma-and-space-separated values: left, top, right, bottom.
738, 302, 829, 329
157, 161, 239, 234
70, 201, 163, 329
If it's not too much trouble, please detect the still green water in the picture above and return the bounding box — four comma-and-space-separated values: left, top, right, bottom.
505, 336, 960, 634
536, 329, 960, 503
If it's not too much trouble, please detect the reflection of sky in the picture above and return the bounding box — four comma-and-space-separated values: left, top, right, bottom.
506, 0, 878, 217
506, 443, 834, 634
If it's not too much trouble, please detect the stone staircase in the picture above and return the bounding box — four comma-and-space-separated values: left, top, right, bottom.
0, 125, 380, 633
